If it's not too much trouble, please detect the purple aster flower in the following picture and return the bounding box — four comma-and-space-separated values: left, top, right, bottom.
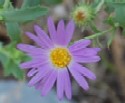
17, 17, 101, 100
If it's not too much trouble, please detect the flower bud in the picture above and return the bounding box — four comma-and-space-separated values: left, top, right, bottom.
71, 4, 95, 26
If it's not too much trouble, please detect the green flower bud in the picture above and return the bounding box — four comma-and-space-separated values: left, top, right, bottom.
71, 4, 95, 26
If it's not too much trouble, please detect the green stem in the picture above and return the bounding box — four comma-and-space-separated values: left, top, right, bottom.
95, 0, 105, 13
107, 29, 116, 48
3, 0, 10, 9
96, 37, 102, 47
90, 22, 100, 32
85, 28, 114, 39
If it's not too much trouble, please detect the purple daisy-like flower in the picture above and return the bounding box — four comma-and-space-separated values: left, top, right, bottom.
17, 17, 101, 100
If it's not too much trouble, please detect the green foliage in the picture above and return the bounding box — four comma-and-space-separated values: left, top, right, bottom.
84, 0, 125, 47
0, 43, 29, 80
22, 0, 63, 7
43, 0, 63, 5
0, 0, 4, 6
5, 22, 21, 41
0, 0, 49, 80
0, 0, 48, 41
110, 3, 125, 27
22, 0, 42, 8
1, 6, 48, 22
104, 0, 125, 28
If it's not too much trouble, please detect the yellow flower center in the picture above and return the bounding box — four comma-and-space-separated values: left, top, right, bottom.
50, 48, 71, 68
76, 11, 85, 22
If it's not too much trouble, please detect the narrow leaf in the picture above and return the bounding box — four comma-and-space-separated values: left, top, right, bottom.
5, 22, 21, 41
21, 0, 42, 8
2, 6, 48, 22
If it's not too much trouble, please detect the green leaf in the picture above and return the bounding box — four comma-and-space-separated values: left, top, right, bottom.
0, 0, 4, 6
0, 43, 27, 80
0, 52, 9, 65
4, 59, 24, 80
107, 2, 125, 27
1, 6, 48, 22
22, 0, 42, 8
114, 4, 125, 27
42, 0, 62, 5
104, 16, 115, 27
5, 22, 21, 41
105, 3, 114, 13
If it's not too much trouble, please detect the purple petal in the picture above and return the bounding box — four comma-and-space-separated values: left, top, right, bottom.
34, 25, 53, 48
35, 72, 51, 90
28, 65, 53, 86
20, 59, 48, 69
27, 54, 47, 60
57, 70, 65, 100
56, 20, 65, 45
72, 63, 96, 80
71, 48, 101, 56
17, 44, 45, 55
64, 69, 72, 100
35, 80, 43, 90
69, 39, 91, 52
42, 70, 57, 96
47, 17, 57, 42
74, 55, 101, 63
65, 20, 75, 45
25, 32, 46, 48
27, 68, 38, 77
69, 64, 89, 90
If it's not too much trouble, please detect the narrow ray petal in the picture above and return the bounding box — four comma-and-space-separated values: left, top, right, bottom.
47, 17, 57, 42
69, 39, 91, 52
27, 54, 47, 60
57, 70, 65, 100
42, 70, 57, 96
27, 68, 38, 77
20, 59, 48, 69
17, 44, 44, 55
35, 72, 51, 90
25, 32, 46, 48
71, 48, 101, 56
69, 65, 89, 90
64, 69, 72, 99
57, 20, 65, 45
72, 63, 96, 80
65, 20, 75, 45
28, 65, 53, 86
74, 55, 101, 63
35, 80, 43, 90
34, 25, 53, 48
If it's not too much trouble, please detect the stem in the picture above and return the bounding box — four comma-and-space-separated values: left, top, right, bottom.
95, 0, 104, 13
85, 28, 114, 39
96, 37, 102, 47
90, 22, 100, 32
3, 0, 10, 9
107, 29, 116, 48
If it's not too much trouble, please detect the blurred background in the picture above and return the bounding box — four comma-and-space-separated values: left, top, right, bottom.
0, 0, 125, 103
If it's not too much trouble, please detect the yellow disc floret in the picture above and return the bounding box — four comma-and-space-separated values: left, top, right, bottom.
50, 48, 71, 68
